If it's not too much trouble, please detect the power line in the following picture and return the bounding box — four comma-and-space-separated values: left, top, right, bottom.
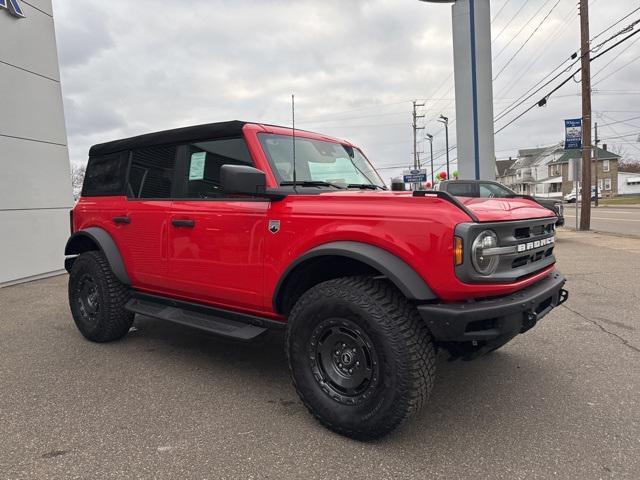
599, 113, 640, 129
590, 5, 640, 43
599, 131, 640, 141
494, 0, 564, 81
491, 0, 511, 24
600, 120, 640, 155
497, 3, 578, 98
495, 22, 640, 133
294, 100, 410, 122
492, 1, 529, 45
495, 12, 640, 123
592, 34, 640, 81
493, 0, 555, 62
593, 53, 640, 87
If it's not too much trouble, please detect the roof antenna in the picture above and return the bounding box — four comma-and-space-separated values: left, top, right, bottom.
292, 94, 297, 188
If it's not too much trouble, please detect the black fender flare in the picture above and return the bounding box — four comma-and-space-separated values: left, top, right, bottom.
273, 241, 437, 312
64, 227, 131, 285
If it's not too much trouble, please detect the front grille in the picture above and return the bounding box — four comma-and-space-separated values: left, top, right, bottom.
513, 223, 554, 239
455, 217, 557, 284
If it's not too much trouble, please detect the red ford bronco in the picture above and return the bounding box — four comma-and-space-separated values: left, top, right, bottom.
66, 121, 568, 439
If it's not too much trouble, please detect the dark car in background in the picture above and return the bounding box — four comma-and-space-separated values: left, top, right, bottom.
437, 180, 565, 226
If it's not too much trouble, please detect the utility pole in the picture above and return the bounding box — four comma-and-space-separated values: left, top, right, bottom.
426, 133, 434, 186
594, 122, 599, 207
579, 0, 592, 230
438, 115, 450, 179
412, 101, 425, 190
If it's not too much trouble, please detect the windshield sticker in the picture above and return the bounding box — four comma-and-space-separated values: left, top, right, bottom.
189, 152, 206, 180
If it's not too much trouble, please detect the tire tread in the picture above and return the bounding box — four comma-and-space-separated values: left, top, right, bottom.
286, 276, 436, 440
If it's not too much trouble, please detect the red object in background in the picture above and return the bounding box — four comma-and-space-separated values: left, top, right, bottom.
438, 172, 447, 180
425, 182, 432, 189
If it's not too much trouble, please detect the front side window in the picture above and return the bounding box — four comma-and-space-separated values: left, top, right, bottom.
259, 134, 384, 188
181, 138, 253, 198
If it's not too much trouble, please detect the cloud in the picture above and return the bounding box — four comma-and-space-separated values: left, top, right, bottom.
53, 0, 640, 173
54, 2, 115, 68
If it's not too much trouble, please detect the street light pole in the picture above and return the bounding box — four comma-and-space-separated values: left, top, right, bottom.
438, 115, 450, 179
426, 133, 434, 186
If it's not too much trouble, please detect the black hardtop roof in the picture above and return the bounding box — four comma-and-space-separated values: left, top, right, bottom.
89, 120, 248, 157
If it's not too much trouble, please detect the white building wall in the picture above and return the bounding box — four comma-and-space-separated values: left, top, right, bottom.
618, 172, 640, 196
0, 1, 73, 287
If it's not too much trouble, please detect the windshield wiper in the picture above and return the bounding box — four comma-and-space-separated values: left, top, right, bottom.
280, 181, 345, 189
346, 183, 387, 190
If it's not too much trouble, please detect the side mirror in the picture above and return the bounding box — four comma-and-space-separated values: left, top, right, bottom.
220, 165, 267, 196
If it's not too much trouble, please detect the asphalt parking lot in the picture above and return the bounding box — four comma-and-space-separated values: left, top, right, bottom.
1, 231, 639, 479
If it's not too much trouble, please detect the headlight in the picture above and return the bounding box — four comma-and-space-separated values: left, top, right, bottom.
471, 230, 499, 275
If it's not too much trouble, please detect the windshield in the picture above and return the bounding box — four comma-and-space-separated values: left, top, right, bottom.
259, 134, 384, 188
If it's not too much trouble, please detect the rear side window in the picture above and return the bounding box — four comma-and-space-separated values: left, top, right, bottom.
127, 145, 177, 199
180, 138, 253, 198
446, 183, 476, 197
82, 153, 128, 196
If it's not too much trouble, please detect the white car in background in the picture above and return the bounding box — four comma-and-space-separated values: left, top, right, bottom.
564, 187, 601, 203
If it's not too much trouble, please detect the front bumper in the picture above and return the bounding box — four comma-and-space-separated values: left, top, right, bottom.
418, 271, 567, 343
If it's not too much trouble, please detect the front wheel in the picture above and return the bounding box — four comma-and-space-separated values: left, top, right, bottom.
286, 277, 436, 440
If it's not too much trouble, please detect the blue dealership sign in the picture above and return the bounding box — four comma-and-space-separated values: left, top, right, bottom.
0, 0, 25, 18
403, 169, 427, 184
564, 118, 582, 150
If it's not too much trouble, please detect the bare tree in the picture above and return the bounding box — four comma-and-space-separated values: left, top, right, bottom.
607, 144, 627, 158
619, 160, 640, 173
70, 163, 86, 200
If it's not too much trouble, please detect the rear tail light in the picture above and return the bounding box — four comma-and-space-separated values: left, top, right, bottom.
454, 236, 463, 266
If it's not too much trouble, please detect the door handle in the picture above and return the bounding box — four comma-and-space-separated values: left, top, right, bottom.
172, 219, 195, 228
113, 216, 131, 224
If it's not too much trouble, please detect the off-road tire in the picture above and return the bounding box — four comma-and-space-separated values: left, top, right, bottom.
286, 276, 436, 440
68, 251, 134, 342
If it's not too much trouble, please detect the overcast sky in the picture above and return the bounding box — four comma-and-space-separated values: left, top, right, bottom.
52, 0, 640, 182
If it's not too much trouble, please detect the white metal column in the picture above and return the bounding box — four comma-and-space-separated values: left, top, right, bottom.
451, 0, 496, 180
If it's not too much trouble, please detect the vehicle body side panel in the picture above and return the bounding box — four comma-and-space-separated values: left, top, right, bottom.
264, 194, 556, 307
73, 196, 172, 292
166, 199, 269, 311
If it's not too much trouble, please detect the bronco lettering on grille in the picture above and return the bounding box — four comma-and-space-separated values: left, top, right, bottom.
517, 237, 555, 253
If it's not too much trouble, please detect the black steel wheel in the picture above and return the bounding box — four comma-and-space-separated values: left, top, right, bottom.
286, 276, 436, 440
68, 251, 133, 342
76, 274, 101, 324
310, 318, 379, 405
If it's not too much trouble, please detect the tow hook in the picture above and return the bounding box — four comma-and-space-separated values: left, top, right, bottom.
521, 311, 538, 333
558, 289, 569, 306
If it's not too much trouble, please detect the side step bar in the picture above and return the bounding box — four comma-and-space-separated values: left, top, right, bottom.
125, 292, 284, 341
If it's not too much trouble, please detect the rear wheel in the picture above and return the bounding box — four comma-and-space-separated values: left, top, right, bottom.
68, 251, 133, 342
286, 276, 436, 440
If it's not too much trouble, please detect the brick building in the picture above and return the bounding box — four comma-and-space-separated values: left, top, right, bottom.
549, 146, 620, 197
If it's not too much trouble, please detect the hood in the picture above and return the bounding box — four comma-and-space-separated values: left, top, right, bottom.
314, 190, 556, 223
458, 196, 556, 222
